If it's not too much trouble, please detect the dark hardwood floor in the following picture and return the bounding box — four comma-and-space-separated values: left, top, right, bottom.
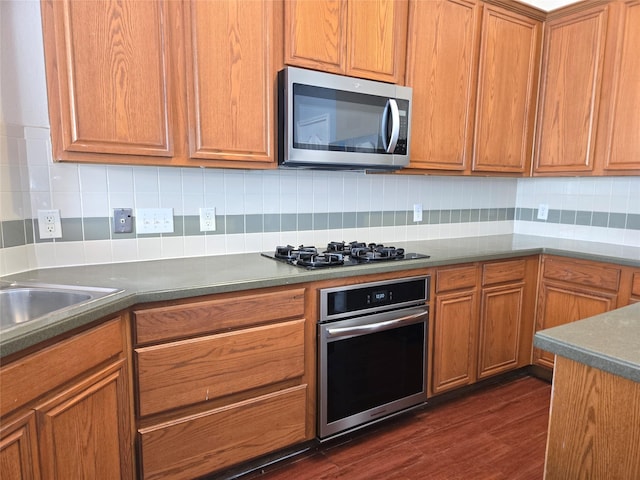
244, 375, 551, 480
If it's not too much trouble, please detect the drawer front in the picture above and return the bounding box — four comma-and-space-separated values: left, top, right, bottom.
139, 385, 308, 480
136, 319, 305, 416
482, 259, 526, 286
436, 265, 478, 293
134, 288, 305, 344
543, 257, 620, 291
0, 318, 124, 417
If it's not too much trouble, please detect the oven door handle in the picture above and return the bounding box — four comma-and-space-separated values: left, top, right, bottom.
325, 308, 428, 338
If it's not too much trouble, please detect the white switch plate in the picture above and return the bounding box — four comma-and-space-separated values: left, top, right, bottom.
37, 209, 62, 239
199, 207, 216, 232
413, 203, 423, 222
136, 208, 174, 234
537, 204, 549, 220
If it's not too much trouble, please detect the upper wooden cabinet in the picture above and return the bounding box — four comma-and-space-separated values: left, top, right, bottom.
594, 0, 640, 174
405, 0, 542, 175
284, 0, 408, 83
41, 0, 282, 169
534, 0, 640, 176
472, 5, 541, 174
42, 0, 175, 160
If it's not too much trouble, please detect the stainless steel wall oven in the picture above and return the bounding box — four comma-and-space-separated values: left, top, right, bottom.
318, 275, 430, 440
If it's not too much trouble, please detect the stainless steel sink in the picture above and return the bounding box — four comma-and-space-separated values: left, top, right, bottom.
0, 282, 121, 331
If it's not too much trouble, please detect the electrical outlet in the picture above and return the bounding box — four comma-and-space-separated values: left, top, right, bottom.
537, 204, 549, 220
37, 209, 62, 239
135, 208, 174, 234
413, 203, 423, 222
199, 207, 216, 232
113, 208, 133, 233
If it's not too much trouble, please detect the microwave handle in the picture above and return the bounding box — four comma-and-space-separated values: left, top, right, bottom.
381, 99, 400, 153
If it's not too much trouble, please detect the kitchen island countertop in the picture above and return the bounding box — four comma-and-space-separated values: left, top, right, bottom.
534, 302, 640, 383
2, 234, 639, 358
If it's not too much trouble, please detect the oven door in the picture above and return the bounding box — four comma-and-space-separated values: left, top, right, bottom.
318, 305, 428, 440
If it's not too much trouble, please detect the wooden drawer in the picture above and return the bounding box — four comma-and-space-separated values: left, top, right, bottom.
135, 319, 305, 416
138, 385, 307, 480
436, 265, 478, 293
482, 259, 526, 286
0, 318, 124, 417
134, 288, 305, 344
543, 256, 620, 291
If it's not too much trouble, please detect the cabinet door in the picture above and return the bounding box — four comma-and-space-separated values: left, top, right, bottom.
36, 360, 133, 480
41, 0, 176, 160
406, 0, 481, 172
472, 5, 541, 174
594, 0, 640, 174
285, 0, 346, 74
533, 4, 609, 174
477, 284, 524, 379
432, 290, 478, 394
346, 0, 408, 83
0, 412, 40, 480
184, 0, 281, 165
533, 282, 617, 369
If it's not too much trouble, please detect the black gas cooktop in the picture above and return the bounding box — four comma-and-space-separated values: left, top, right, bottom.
261, 241, 430, 269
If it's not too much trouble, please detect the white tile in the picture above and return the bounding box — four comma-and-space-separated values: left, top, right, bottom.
133, 166, 159, 192
29, 165, 52, 192
161, 236, 184, 259
112, 239, 138, 263
81, 192, 111, 217
84, 240, 114, 264
25, 137, 50, 166
107, 166, 135, 192
137, 237, 162, 260
50, 162, 80, 192
183, 235, 206, 257
52, 191, 82, 217
78, 165, 108, 192
205, 234, 227, 255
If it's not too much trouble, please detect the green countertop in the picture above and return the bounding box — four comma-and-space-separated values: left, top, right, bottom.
2, 234, 639, 358
534, 303, 640, 383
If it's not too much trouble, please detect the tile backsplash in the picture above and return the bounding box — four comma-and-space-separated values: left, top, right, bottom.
1, 124, 638, 275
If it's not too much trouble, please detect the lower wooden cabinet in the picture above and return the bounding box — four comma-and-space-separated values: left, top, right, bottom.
430, 257, 538, 396
0, 316, 134, 480
132, 285, 313, 479
533, 256, 621, 369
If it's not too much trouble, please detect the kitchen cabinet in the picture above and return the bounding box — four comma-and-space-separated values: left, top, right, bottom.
405, 0, 542, 175
432, 264, 479, 394
284, 0, 408, 83
0, 316, 134, 480
534, 256, 621, 369
431, 257, 538, 395
534, 0, 640, 176
132, 286, 313, 480
478, 258, 537, 379
593, 0, 640, 174
40, 0, 282, 169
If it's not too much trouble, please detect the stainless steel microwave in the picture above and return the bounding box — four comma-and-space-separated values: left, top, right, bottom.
278, 67, 412, 171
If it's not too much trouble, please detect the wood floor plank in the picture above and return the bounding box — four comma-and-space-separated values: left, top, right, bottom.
241, 375, 551, 480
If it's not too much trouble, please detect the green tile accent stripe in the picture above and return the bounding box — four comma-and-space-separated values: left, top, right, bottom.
1, 208, 636, 249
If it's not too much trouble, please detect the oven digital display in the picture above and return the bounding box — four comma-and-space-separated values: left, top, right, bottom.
372, 290, 388, 303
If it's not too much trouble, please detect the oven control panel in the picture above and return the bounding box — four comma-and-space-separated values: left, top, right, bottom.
320, 275, 430, 323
